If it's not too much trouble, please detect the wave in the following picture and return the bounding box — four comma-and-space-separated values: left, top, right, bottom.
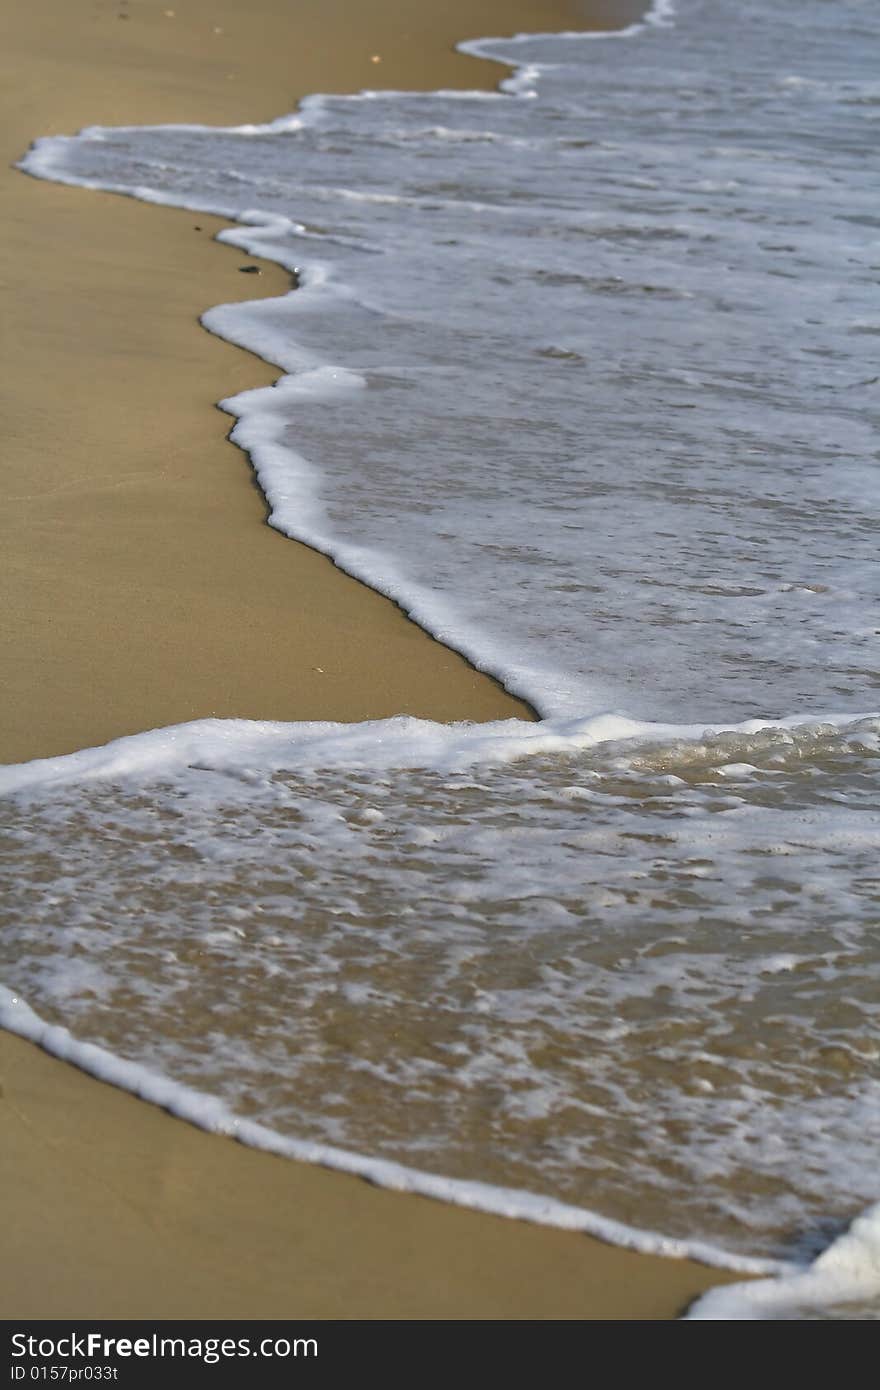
8, 0, 880, 1315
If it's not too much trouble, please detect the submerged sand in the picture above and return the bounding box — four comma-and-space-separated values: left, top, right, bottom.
0, 0, 736, 1318
0, 1030, 740, 1319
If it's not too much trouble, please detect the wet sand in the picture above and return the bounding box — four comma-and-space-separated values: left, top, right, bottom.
1, 0, 597, 763
0, 0, 736, 1318
0, 1030, 739, 1319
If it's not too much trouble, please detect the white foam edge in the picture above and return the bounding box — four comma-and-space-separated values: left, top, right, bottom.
2, 708, 877, 797
3, 701, 878, 1309
18, 0, 676, 179
211, 364, 588, 717
12, 0, 880, 1312
13, 3, 700, 724
190, 341, 880, 724
463, 0, 678, 64
0, 981, 783, 1282
686, 1205, 880, 1319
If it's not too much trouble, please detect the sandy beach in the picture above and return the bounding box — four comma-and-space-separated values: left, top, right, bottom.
0, 0, 737, 1319
1, 1029, 741, 1319
2, 0, 571, 765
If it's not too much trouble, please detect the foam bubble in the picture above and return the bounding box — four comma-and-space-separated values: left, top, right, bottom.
10, 0, 880, 1312
688, 1204, 880, 1319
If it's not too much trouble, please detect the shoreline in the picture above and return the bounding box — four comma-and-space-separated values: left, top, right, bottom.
0, 0, 737, 1319
0, 1027, 740, 1318
3, 0, 602, 765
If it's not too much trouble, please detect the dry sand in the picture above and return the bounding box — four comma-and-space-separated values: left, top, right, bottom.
0, 0, 737, 1318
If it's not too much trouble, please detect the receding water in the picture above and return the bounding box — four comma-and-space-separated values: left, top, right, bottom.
5, 0, 880, 1317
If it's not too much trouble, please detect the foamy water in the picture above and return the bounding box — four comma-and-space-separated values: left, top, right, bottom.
6, 0, 880, 1317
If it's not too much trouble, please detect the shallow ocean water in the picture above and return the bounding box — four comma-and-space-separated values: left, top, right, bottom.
5, 0, 880, 1316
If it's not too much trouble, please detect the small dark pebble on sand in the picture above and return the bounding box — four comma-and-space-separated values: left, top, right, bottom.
238, 265, 261, 274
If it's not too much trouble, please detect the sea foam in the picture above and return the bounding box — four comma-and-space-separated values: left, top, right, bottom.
8, 0, 880, 1316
